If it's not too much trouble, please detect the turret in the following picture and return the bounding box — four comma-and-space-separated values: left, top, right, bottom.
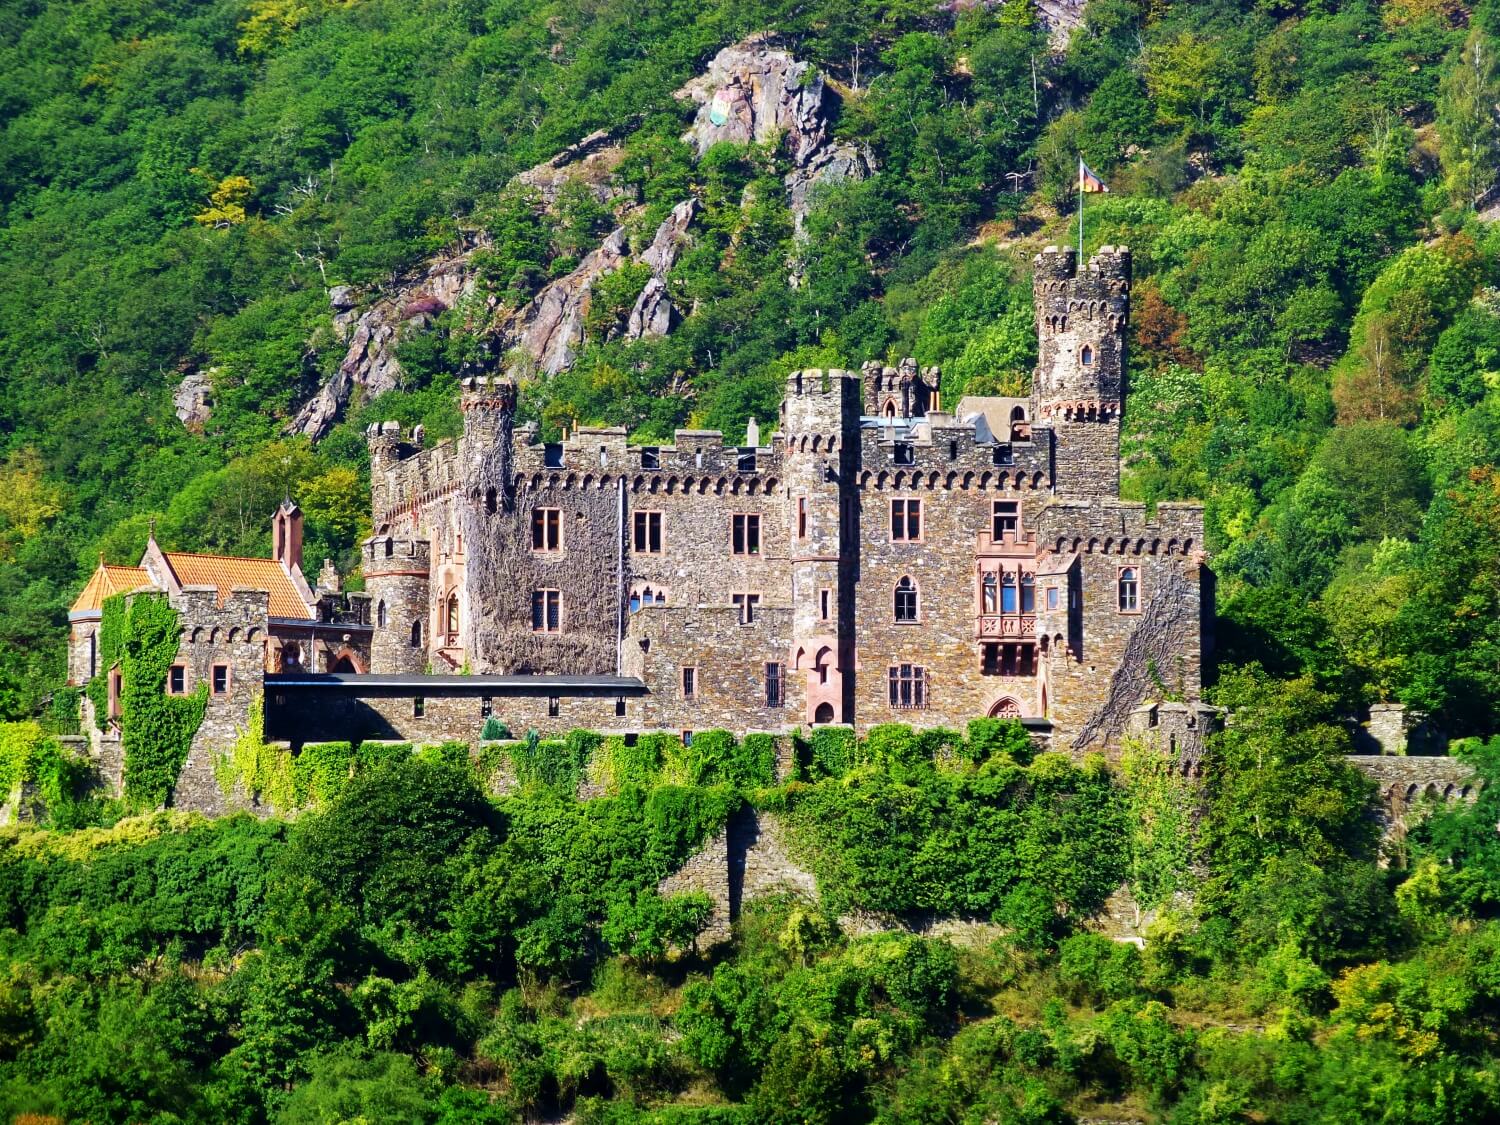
1032, 245, 1131, 499
363, 534, 431, 674
781, 368, 861, 725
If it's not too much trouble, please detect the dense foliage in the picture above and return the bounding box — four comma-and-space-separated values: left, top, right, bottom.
0, 714, 1496, 1121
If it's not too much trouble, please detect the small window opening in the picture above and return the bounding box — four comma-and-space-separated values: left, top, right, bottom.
894, 442, 914, 465
548, 696, 560, 718
413, 696, 425, 718
737, 448, 757, 472
544, 443, 564, 468
641, 447, 660, 470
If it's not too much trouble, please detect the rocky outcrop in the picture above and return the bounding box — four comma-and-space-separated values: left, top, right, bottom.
678, 39, 832, 162
173, 368, 215, 430
621, 198, 700, 341
290, 246, 487, 438
513, 228, 629, 376
286, 40, 857, 437
678, 39, 872, 230
514, 127, 629, 208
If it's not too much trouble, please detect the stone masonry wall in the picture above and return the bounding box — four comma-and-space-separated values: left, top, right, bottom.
168, 586, 271, 814
265, 683, 634, 744
622, 605, 797, 736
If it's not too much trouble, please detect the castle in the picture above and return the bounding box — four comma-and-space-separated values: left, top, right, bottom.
69, 245, 1215, 804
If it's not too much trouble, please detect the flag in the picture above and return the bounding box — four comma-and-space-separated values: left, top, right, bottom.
1079, 158, 1109, 194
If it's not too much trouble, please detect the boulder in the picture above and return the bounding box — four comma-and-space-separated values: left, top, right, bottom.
173, 368, 214, 430
328, 284, 358, 310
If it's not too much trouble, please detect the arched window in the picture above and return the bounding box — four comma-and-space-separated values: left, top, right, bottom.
982, 572, 997, 614
445, 592, 460, 638
883, 401, 896, 418
814, 701, 835, 725
1119, 567, 1139, 612
377, 600, 388, 628
894, 576, 918, 622
1020, 573, 1035, 613
410, 619, 423, 648
1080, 344, 1094, 367
1001, 572, 1018, 614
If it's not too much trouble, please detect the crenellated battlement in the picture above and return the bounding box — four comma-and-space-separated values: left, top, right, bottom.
363, 535, 431, 576
1037, 501, 1203, 557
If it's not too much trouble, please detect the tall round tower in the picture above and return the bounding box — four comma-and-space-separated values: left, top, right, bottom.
1031, 245, 1131, 499
363, 534, 431, 674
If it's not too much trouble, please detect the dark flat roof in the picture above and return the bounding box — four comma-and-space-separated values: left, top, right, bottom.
266, 672, 648, 696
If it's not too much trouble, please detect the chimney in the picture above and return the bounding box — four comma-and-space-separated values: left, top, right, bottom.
272, 499, 304, 573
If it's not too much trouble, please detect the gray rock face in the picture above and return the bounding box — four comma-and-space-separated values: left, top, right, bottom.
286, 41, 857, 438
680, 39, 871, 231
678, 39, 831, 165
514, 127, 628, 209
174, 369, 215, 430
621, 198, 701, 341
290, 248, 484, 438
512, 228, 629, 377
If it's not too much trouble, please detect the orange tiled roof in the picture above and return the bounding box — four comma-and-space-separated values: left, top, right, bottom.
70, 564, 151, 615
162, 552, 314, 620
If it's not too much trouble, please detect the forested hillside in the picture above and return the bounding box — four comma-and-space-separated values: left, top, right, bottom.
4, 0, 1500, 734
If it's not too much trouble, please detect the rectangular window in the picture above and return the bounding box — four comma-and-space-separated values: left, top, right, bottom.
1046, 586, 1059, 611
765, 662, 784, 708
820, 588, 831, 620
737, 449, 757, 472
548, 696, 560, 718
168, 665, 186, 695
682, 667, 697, 700
640, 447, 660, 470
731, 513, 761, 555
891, 498, 921, 541
531, 508, 561, 551
683, 730, 695, 747
481, 696, 493, 717
797, 497, 808, 539
633, 511, 662, 553
544, 443, 564, 468
993, 444, 1014, 466
413, 696, 425, 718
531, 589, 562, 632
982, 645, 1002, 676
888, 664, 927, 710
211, 664, 230, 695
615, 697, 626, 717
732, 592, 761, 625
992, 501, 1019, 540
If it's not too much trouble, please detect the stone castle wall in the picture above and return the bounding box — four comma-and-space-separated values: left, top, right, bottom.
167, 586, 272, 815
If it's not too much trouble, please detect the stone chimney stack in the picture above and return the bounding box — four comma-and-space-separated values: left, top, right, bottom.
272, 499, 304, 574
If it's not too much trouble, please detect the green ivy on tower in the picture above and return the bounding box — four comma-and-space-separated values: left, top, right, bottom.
85, 593, 207, 808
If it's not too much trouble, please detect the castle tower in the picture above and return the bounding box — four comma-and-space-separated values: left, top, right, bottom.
363, 534, 431, 674
781, 368, 861, 725
458, 376, 518, 671
1031, 245, 1131, 499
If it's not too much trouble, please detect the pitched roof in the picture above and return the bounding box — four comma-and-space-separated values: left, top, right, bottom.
70, 564, 151, 616
161, 552, 314, 620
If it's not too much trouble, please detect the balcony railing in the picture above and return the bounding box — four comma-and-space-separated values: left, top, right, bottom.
977, 614, 1036, 639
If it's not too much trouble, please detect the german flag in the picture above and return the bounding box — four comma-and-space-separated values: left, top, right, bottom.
1079, 158, 1109, 194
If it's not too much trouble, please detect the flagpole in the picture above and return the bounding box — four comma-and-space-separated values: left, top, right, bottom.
1077, 156, 1084, 260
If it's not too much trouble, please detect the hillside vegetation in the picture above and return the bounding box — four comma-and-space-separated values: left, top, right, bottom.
1, 711, 1499, 1122
3, 0, 1500, 735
